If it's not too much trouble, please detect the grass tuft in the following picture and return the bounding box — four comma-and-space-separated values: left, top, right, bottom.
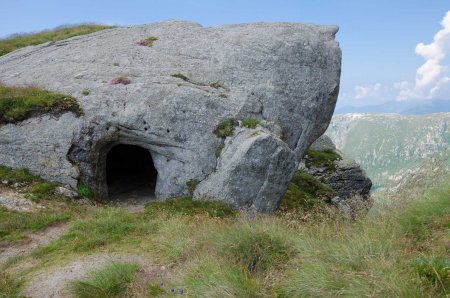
70, 262, 139, 298
304, 149, 342, 172
0, 24, 113, 56
0, 85, 82, 125
213, 119, 238, 138
136, 36, 159, 47
241, 118, 261, 129
0, 272, 22, 298
77, 184, 94, 198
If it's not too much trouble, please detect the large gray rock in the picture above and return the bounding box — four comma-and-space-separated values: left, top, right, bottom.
0, 21, 341, 211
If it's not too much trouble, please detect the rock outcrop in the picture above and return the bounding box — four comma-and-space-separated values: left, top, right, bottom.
0, 21, 341, 212
299, 135, 372, 215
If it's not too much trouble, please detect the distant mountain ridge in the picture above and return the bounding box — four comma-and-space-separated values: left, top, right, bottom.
326, 113, 450, 191
335, 99, 450, 115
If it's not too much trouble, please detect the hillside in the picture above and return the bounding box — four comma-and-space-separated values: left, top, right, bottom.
327, 113, 450, 190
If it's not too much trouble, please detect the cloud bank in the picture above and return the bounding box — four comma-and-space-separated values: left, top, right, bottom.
397, 10, 450, 100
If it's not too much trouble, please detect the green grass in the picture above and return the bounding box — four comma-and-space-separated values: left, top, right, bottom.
304, 149, 342, 172
70, 262, 139, 298
145, 197, 236, 218
0, 272, 22, 298
76, 184, 94, 198
0, 165, 63, 202
213, 119, 238, 138
280, 170, 336, 212
241, 118, 261, 129
0, 24, 113, 57
0, 207, 71, 243
0, 85, 82, 125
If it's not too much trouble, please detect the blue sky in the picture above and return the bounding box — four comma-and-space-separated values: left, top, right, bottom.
1, 0, 449, 108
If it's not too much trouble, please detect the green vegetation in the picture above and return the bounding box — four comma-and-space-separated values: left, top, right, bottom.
77, 184, 94, 198
0, 207, 71, 244
70, 262, 139, 298
145, 197, 235, 218
186, 179, 200, 197
0, 165, 63, 202
241, 118, 261, 129
0, 166, 447, 297
171, 73, 190, 82
213, 118, 238, 138
0, 85, 82, 125
0, 24, 113, 56
304, 149, 342, 172
217, 93, 228, 99
209, 81, 222, 89
0, 272, 22, 298
280, 170, 336, 212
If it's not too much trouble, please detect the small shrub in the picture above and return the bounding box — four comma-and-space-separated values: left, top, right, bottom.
0, 165, 36, 185
186, 179, 200, 197
241, 118, 261, 129
136, 36, 159, 47
0, 84, 83, 125
71, 262, 139, 298
171, 73, 190, 82
77, 184, 94, 198
305, 149, 342, 172
209, 81, 222, 89
213, 119, 238, 138
108, 76, 131, 85
145, 197, 235, 218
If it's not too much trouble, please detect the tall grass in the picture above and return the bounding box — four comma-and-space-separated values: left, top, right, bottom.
0, 24, 113, 56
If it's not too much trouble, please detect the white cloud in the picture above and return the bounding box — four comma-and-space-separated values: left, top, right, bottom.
354, 83, 381, 99
396, 10, 450, 100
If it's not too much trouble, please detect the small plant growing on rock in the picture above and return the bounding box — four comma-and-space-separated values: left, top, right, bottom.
77, 184, 94, 198
241, 118, 261, 129
213, 119, 238, 138
136, 36, 159, 47
218, 93, 228, 99
171, 73, 190, 82
186, 179, 200, 197
109, 76, 131, 85
209, 81, 223, 89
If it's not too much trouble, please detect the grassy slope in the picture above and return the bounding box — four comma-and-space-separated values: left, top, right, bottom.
0, 85, 82, 125
0, 24, 113, 57
0, 168, 448, 297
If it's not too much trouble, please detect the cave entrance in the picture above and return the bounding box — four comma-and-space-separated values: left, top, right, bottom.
106, 144, 157, 202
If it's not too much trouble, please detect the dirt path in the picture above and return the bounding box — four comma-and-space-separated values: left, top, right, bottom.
0, 188, 45, 212
0, 223, 69, 267
22, 253, 164, 298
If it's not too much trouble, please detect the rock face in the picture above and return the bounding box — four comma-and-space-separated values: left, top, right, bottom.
300, 135, 373, 214
0, 21, 341, 212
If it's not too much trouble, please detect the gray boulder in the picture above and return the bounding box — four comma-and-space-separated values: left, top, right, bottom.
309, 134, 336, 151
0, 21, 341, 212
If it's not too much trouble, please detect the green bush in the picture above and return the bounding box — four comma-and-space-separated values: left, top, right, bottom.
0, 85, 82, 125
0, 166, 36, 184
171, 73, 190, 82
0, 24, 113, 56
77, 184, 94, 198
70, 262, 139, 298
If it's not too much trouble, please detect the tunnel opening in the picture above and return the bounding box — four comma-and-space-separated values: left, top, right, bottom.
106, 144, 157, 200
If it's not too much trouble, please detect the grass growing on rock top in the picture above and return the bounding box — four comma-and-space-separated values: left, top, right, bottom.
0, 85, 82, 125
305, 149, 342, 172
0, 24, 113, 56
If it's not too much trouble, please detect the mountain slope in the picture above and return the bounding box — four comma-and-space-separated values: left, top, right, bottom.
326, 113, 450, 190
